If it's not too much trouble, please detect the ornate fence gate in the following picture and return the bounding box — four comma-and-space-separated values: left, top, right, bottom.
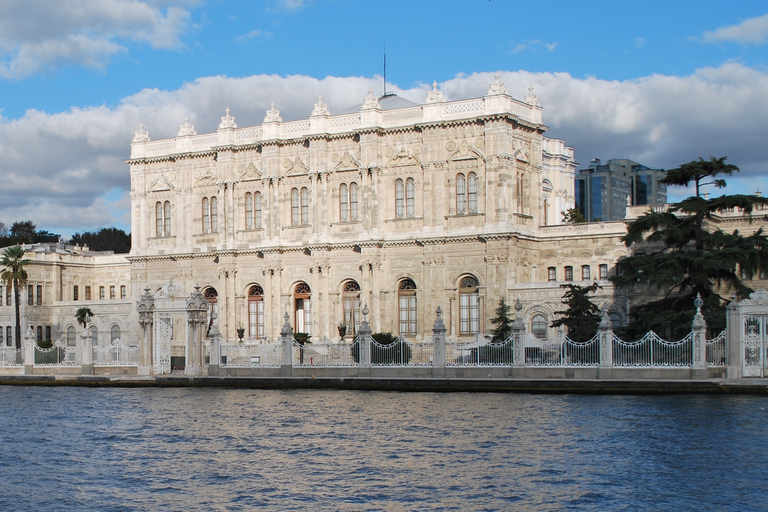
735, 289, 768, 377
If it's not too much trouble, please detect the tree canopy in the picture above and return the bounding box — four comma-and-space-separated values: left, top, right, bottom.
1, 246, 30, 349
611, 157, 768, 339
561, 208, 587, 224
69, 227, 131, 253
551, 283, 602, 342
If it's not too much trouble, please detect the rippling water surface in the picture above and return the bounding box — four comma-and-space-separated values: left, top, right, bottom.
0, 387, 766, 511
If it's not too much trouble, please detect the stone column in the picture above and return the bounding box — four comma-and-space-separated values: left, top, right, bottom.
186, 287, 209, 376
207, 315, 221, 376
726, 296, 741, 379
691, 293, 707, 372
137, 287, 155, 375
23, 326, 35, 374
432, 307, 446, 378
598, 308, 613, 369
357, 304, 372, 375
280, 312, 293, 377
81, 325, 93, 375
511, 299, 526, 369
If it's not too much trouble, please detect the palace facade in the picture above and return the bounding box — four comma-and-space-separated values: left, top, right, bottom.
2, 76, 636, 369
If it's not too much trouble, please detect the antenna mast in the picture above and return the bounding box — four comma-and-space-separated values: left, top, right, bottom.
383, 41, 387, 96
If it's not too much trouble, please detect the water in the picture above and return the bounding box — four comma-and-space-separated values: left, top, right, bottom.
0, 387, 766, 511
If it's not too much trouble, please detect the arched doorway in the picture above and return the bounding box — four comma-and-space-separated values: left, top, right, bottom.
341, 280, 361, 336
398, 278, 417, 337
248, 284, 265, 338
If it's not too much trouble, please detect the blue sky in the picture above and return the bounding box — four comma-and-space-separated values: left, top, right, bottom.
0, 0, 767, 236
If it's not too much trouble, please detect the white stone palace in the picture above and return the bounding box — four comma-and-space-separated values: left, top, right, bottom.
2, 76, 636, 372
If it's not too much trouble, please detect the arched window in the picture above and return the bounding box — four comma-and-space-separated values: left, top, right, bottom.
395, 179, 404, 218
248, 285, 265, 338
342, 280, 361, 335
110, 325, 121, 342
532, 314, 548, 340
90, 326, 98, 346
291, 188, 300, 225
73, 285, 79, 301
467, 172, 478, 214
609, 312, 621, 329
245, 193, 254, 229
548, 267, 557, 282
85, 286, 91, 301
456, 174, 466, 214
204, 288, 218, 334
517, 173, 524, 213
406, 178, 415, 217
202, 197, 210, 233
120, 286, 126, 299
459, 276, 480, 334
294, 283, 311, 334
398, 278, 417, 336
255, 192, 262, 228
157, 201, 171, 237
350, 183, 359, 220
301, 187, 309, 224
211, 196, 218, 232
5, 326, 11, 346
564, 266, 574, 281
66, 326, 76, 347
543, 198, 549, 226
340, 183, 349, 221
36, 326, 42, 342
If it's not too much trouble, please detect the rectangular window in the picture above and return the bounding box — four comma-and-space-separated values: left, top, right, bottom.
85, 286, 92, 301
0, 327, 3, 346
564, 266, 573, 281
395, 180, 404, 218
100, 286, 105, 300
110, 286, 116, 300
0, 285, 3, 306
249, 300, 265, 338
350, 184, 359, 221
582, 265, 591, 281
245, 193, 254, 230
36, 326, 42, 343
399, 295, 417, 336
6, 326, 11, 347
36, 285, 42, 305
120, 286, 126, 299
28, 285, 33, 305
600, 264, 608, 280
5, 286, 10, 306
548, 267, 556, 282
301, 188, 309, 225
211, 197, 218, 232
456, 175, 466, 214
468, 174, 478, 214
459, 293, 480, 334
164, 202, 172, 236
340, 184, 349, 221
45, 326, 51, 341
291, 189, 300, 225
73, 286, 79, 301
406, 179, 415, 218
255, 192, 262, 228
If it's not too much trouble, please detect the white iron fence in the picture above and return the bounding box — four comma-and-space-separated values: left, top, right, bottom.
0, 347, 22, 366
93, 339, 141, 366
221, 339, 281, 367
613, 332, 693, 367
34, 340, 79, 366
293, 337, 359, 367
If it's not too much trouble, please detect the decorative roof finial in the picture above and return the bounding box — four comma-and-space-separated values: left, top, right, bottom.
362, 88, 380, 110
487, 73, 507, 96
177, 118, 196, 136
525, 85, 540, 107
425, 80, 444, 104
264, 102, 282, 123
133, 124, 150, 142
311, 95, 330, 116
218, 107, 237, 129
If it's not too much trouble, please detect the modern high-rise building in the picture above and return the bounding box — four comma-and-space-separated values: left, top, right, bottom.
575, 158, 666, 221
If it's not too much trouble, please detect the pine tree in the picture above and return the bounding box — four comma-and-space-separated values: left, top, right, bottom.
610, 157, 768, 339
489, 299, 513, 343
551, 283, 602, 342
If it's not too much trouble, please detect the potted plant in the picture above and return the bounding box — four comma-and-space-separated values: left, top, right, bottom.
337, 321, 347, 340
236, 322, 245, 342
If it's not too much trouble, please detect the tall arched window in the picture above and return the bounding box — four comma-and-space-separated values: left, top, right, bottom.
156, 201, 171, 237
459, 275, 480, 334
350, 183, 359, 220
532, 314, 548, 340
90, 326, 98, 346
245, 193, 254, 229
301, 187, 309, 224
294, 283, 311, 334
456, 174, 466, 214
85, 286, 91, 301
395, 179, 405, 218
406, 178, 415, 217
164, 201, 171, 236
66, 326, 76, 347
202, 197, 210, 233
291, 188, 300, 225
204, 288, 218, 334
5, 326, 11, 346
110, 325, 121, 342
255, 192, 263, 228
340, 184, 349, 221
36, 326, 42, 342
210, 196, 218, 232
398, 278, 417, 336
342, 280, 361, 335
248, 284, 265, 338
467, 172, 478, 214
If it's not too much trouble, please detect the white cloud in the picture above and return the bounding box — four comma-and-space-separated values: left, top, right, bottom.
235, 29, 273, 42
0, 0, 193, 79
2, 65, 768, 235
275, 0, 308, 11
510, 40, 558, 54
702, 13, 768, 45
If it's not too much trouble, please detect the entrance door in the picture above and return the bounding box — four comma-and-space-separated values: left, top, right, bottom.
154, 315, 172, 374
742, 315, 767, 377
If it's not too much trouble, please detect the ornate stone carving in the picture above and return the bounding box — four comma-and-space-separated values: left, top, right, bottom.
133, 124, 150, 142
487, 74, 507, 96
525, 85, 540, 107
264, 102, 282, 123
425, 81, 444, 104
311, 96, 330, 116
218, 108, 237, 129
362, 88, 380, 110
177, 118, 196, 137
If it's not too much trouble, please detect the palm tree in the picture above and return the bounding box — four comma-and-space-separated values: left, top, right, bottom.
1, 246, 30, 350
75, 307, 94, 328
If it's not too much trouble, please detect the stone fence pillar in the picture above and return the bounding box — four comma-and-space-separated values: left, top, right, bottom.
280, 313, 293, 377
432, 307, 446, 377
725, 296, 741, 378
24, 325, 35, 374
691, 294, 707, 371
512, 299, 525, 368
137, 287, 155, 375
598, 309, 613, 368
357, 304, 372, 372
81, 326, 93, 375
